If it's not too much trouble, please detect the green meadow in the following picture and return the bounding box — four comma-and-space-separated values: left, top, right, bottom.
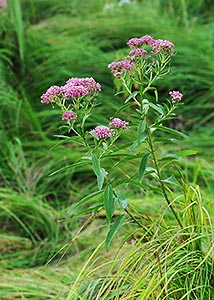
0, 0, 214, 299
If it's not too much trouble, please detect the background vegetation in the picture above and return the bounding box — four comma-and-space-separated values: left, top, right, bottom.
0, 0, 213, 299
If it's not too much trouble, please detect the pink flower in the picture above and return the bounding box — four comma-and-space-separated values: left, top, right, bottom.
61, 77, 101, 98
62, 110, 77, 122
108, 59, 133, 77
65, 77, 101, 93
40, 85, 63, 104
152, 39, 174, 54
129, 48, 148, 58
109, 117, 129, 129
127, 35, 155, 48
62, 84, 88, 98
169, 90, 183, 102
92, 125, 112, 139
140, 35, 155, 46
127, 37, 144, 48
0, 0, 7, 8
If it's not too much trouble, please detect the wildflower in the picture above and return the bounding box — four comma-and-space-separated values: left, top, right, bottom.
65, 77, 101, 93
127, 35, 155, 48
92, 125, 112, 139
62, 110, 77, 122
62, 84, 88, 98
129, 48, 148, 58
0, 0, 7, 8
109, 117, 129, 129
169, 91, 183, 102
108, 60, 133, 77
41, 85, 63, 104
61, 77, 101, 98
152, 39, 174, 54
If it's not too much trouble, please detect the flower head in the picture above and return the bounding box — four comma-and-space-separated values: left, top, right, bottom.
109, 117, 129, 129
152, 39, 174, 54
62, 110, 77, 122
62, 84, 88, 98
0, 0, 7, 8
169, 90, 183, 102
61, 77, 101, 99
129, 48, 148, 58
127, 35, 155, 48
108, 59, 133, 77
40, 85, 63, 104
92, 125, 112, 139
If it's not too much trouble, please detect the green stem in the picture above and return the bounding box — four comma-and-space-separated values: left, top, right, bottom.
121, 77, 141, 107
147, 126, 183, 228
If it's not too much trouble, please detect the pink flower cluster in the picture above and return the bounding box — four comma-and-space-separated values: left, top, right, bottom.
62, 110, 77, 122
41, 85, 63, 104
152, 39, 175, 54
0, 0, 7, 8
108, 35, 175, 77
65, 77, 101, 94
169, 90, 183, 102
108, 60, 133, 77
41, 77, 101, 104
127, 35, 155, 48
127, 35, 174, 54
92, 118, 128, 140
92, 126, 112, 139
109, 117, 129, 129
129, 48, 148, 58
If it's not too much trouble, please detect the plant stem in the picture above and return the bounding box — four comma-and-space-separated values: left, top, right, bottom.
146, 126, 183, 229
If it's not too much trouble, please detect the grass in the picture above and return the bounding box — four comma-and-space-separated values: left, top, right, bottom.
0, 0, 214, 299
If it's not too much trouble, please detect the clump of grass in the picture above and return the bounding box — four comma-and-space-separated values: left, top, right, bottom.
66, 185, 214, 300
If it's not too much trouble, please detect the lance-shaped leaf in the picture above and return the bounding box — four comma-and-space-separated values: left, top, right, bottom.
139, 153, 150, 182
103, 184, 115, 222
137, 119, 146, 144
91, 153, 106, 190
176, 149, 198, 157
125, 91, 139, 103
156, 125, 188, 139
105, 215, 126, 250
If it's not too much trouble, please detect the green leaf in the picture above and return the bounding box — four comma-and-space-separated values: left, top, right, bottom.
91, 153, 106, 190
73, 203, 103, 216
162, 175, 179, 186
117, 194, 128, 210
97, 168, 107, 190
115, 102, 135, 115
176, 149, 198, 157
105, 215, 126, 250
91, 153, 101, 177
156, 125, 188, 139
159, 154, 180, 162
48, 158, 90, 177
68, 190, 103, 214
137, 119, 146, 144
125, 91, 139, 103
114, 178, 149, 190
130, 140, 138, 152
103, 184, 115, 222
139, 153, 150, 182
149, 103, 164, 115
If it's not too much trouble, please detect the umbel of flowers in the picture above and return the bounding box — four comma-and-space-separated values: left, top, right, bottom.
40, 76, 129, 141
108, 34, 178, 108
40, 35, 182, 144
41, 77, 103, 137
